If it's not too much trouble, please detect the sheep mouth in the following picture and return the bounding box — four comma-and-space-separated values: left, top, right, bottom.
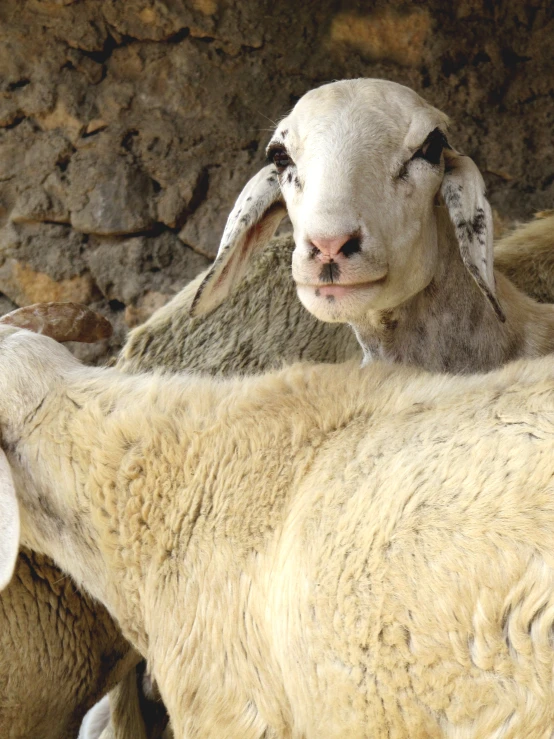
297, 276, 387, 299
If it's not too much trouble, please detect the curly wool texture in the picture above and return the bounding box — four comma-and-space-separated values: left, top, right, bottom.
0, 549, 136, 739
8, 334, 554, 738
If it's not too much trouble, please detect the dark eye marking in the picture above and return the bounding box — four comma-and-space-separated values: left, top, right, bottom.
266, 144, 293, 174
398, 128, 449, 181
411, 128, 448, 166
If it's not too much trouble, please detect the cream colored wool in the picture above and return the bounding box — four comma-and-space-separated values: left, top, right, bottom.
3, 326, 554, 737
2, 214, 553, 739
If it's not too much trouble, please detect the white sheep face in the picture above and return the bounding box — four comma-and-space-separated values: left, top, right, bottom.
190, 78, 499, 327
268, 80, 448, 323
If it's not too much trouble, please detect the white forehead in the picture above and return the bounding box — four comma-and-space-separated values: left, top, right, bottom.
275, 79, 449, 155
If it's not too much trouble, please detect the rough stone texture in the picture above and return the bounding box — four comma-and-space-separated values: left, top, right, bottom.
0, 0, 552, 361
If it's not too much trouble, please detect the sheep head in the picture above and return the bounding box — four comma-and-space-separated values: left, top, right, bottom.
191, 78, 502, 323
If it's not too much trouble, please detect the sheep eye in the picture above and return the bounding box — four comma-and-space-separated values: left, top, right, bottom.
267, 146, 292, 173
412, 128, 448, 166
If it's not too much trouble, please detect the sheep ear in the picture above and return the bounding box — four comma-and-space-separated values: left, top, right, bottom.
441, 150, 505, 322
191, 165, 286, 317
0, 448, 19, 591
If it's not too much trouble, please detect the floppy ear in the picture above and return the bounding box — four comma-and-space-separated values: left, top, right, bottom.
191, 164, 286, 317
441, 149, 505, 322
0, 448, 19, 591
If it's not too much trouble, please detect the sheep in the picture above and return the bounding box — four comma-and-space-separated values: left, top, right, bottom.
4, 325, 554, 736
112, 216, 554, 736
2, 221, 552, 739
190, 77, 554, 373
3, 211, 553, 738
0, 258, 357, 738
113, 214, 554, 737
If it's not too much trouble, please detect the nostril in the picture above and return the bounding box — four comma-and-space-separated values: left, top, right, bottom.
340, 237, 361, 258
309, 244, 320, 260
308, 234, 362, 259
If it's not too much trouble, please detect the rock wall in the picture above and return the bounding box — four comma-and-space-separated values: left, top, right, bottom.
1, 0, 553, 361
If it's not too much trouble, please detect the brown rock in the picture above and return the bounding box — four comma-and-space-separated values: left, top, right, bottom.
67, 140, 156, 235
0, 301, 113, 343
11, 185, 69, 224
0, 221, 89, 281
86, 231, 211, 305
156, 167, 204, 228
85, 119, 108, 135
101, 0, 214, 42
191, 0, 218, 16
65, 49, 104, 85
0, 259, 96, 306
157, 185, 188, 229
26, 1, 109, 52
124, 291, 169, 328
329, 9, 431, 67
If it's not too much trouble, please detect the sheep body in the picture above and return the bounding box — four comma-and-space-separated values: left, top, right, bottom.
2, 215, 553, 739
0, 237, 359, 739
4, 327, 554, 737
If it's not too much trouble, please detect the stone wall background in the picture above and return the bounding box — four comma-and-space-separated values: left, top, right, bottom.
0, 0, 553, 361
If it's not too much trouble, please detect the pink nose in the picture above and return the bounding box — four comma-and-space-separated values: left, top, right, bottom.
309, 234, 361, 260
